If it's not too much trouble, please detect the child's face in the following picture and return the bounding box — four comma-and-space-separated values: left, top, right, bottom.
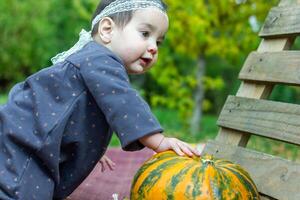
109, 8, 169, 74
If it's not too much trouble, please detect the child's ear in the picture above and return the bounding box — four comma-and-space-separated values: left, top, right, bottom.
97, 17, 115, 44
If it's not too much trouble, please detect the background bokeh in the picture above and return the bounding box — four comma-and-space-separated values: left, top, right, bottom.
1, 0, 299, 160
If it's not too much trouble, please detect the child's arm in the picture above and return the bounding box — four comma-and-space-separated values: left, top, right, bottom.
139, 133, 201, 157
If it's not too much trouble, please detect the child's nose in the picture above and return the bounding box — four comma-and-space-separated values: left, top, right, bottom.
147, 46, 157, 55
147, 39, 158, 55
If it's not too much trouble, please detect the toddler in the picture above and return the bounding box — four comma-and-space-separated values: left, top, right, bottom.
0, 0, 200, 199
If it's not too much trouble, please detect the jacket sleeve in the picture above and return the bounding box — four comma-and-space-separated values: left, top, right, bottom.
79, 53, 163, 151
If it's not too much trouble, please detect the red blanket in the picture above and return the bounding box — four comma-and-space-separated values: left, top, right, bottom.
68, 148, 154, 200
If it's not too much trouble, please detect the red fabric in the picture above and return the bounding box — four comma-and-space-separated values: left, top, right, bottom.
68, 148, 154, 200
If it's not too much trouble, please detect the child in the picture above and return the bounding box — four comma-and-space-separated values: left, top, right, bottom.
0, 0, 200, 199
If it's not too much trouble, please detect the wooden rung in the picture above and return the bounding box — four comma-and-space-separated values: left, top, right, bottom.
260, 195, 276, 200
239, 51, 300, 85
217, 95, 300, 145
279, 0, 300, 7
259, 5, 300, 38
202, 140, 300, 200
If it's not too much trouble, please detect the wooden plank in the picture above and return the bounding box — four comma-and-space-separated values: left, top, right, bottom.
216, 0, 297, 149
202, 140, 300, 200
279, 0, 300, 6
239, 51, 300, 85
259, 5, 300, 38
260, 196, 276, 200
214, 1, 299, 199
218, 96, 300, 145
216, 38, 294, 147
216, 0, 297, 147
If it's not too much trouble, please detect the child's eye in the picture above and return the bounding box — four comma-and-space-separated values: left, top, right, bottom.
141, 31, 150, 38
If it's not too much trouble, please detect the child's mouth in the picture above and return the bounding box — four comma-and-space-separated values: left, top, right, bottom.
140, 58, 152, 67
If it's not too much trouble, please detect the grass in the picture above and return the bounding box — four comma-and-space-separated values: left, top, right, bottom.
1, 93, 299, 161
248, 136, 300, 161
112, 107, 299, 161
152, 108, 218, 142
109, 108, 219, 147
0, 94, 7, 105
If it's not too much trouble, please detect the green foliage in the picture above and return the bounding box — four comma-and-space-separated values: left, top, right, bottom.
1, 0, 299, 163
0, 0, 55, 87
0, 94, 7, 105
1, 0, 285, 123
109, 108, 219, 147
0, 0, 93, 89
109, 107, 299, 162
146, 0, 278, 122
248, 136, 300, 162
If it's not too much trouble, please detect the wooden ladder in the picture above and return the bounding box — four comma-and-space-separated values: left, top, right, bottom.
202, 0, 300, 199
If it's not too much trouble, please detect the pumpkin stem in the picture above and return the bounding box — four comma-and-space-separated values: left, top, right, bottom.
201, 154, 215, 166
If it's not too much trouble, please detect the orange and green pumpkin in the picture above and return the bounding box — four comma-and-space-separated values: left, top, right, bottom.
130, 151, 260, 200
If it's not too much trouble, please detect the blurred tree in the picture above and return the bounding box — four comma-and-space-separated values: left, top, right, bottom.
149, 0, 278, 134
0, 0, 280, 136
0, 0, 55, 88
0, 0, 91, 90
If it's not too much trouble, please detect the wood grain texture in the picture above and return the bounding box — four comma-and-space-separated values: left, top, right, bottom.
218, 96, 300, 145
213, 1, 300, 199
203, 140, 300, 200
216, 0, 296, 147
239, 51, 300, 85
279, 0, 300, 6
259, 5, 300, 38
215, 38, 292, 147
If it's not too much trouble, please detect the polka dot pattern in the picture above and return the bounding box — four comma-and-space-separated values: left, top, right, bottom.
0, 41, 163, 199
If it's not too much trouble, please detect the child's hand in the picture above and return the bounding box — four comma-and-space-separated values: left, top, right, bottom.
155, 137, 201, 157
99, 155, 116, 172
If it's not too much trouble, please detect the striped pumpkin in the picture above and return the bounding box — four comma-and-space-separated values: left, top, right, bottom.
130, 150, 260, 200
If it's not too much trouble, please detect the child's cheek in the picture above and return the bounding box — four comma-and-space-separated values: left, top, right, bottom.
152, 55, 158, 65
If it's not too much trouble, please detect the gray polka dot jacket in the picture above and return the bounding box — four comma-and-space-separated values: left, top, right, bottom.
0, 41, 163, 199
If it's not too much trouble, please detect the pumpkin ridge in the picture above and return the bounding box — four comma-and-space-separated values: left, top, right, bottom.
180, 165, 200, 200
221, 166, 259, 199
132, 157, 183, 199
216, 167, 242, 199
131, 152, 260, 200
164, 162, 196, 200
191, 164, 205, 198
214, 167, 231, 199
131, 154, 176, 190
222, 165, 257, 193
203, 164, 218, 198
131, 151, 180, 192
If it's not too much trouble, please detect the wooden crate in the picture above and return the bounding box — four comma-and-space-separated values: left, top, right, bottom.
202, 0, 300, 199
